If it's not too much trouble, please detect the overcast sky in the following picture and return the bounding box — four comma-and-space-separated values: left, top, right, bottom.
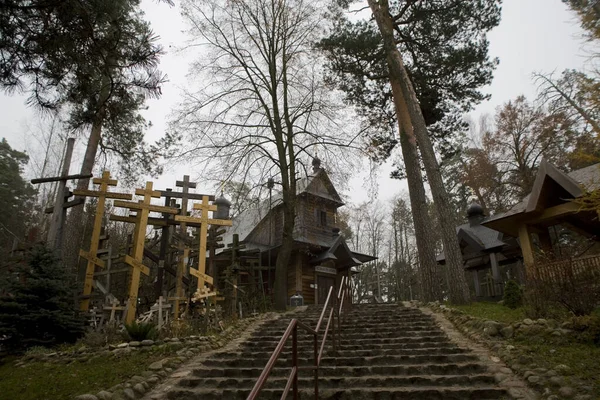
0, 0, 593, 208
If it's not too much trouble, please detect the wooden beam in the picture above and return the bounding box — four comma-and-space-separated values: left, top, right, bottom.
31, 173, 93, 184
529, 201, 581, 223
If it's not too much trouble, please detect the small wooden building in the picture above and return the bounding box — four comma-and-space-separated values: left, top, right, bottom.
483, 161, 600, 271
437, 203, 521, 300
215, 159, 375, 305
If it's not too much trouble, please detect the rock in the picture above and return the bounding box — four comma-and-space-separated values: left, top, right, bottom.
185, 350, 194, 357
148, 360, 165, 371
506, 344, 515, 351
122, 388, 136, 400
170, 338, 180, 343
547, 396, 559, 400
500, 367, 512, 374
75, 395, 98, 400
574, 395, 593, 400
501, 326, 514, 339
536, 318, 547, 325
558, 386, 575, 398
523, 370, 534, 379
551, 330, 562, 337
523, 318, 534, 325
555, 364, 571, 374
108, 384, 124, 392
130, 375, 145, 384
494, 373, 507, 383
117, 343, 129, 349
112, 348, 132, 356
527, 375, 541, 384
141, 340, 154, 346
548, 376, 564, 386
546, 369, 558, 376
129, 341, 141, 347
96, 391, 113, 400
147, 376, 160, 384
133, 383, 146, 395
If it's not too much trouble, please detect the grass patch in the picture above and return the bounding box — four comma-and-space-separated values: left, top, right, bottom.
510, 337, 600, 395
0, 351, 167, 400
450, 301, 526, 324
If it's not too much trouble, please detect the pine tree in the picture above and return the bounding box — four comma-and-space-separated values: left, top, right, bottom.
0, 246, 85, 352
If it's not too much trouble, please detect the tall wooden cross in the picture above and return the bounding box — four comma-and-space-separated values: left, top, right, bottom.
113, 182, 179, 324
30, 138, 92, 251
175, 195, 232, 297
74, 171, 132, 311
172, 176, 195, 319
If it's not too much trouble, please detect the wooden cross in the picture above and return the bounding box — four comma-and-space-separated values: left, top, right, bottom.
103, 299, 125, 323
173, 176, 196, 319
30, 138, 92, 251
112, 181, 179, 324
175, 195, 232, 294
75, 171, 132, 311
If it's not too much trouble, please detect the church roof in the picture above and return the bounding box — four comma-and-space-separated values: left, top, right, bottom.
219, 167, 344, 253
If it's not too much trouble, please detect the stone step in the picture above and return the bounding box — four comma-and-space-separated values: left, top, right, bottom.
165, 386, 509, 400
201, 353, 479, 368
178, 373, 498, 390
217, 346, 469, 360
191, 361, 492, 379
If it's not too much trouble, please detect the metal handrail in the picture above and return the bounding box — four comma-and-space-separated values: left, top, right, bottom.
247, 275, 351, 400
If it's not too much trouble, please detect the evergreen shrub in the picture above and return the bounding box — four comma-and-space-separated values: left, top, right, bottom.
124, 321, 157, 341
503, 279, 523, 309
0, 246, 85, 352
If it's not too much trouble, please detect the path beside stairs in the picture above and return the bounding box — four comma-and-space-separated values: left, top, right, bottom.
145, 303, 537, 400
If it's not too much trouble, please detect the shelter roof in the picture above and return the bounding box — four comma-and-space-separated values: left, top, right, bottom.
483, 161, 600, 237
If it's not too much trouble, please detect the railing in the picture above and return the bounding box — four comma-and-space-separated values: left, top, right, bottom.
247, 276, 351, 400
529, 254, 600, 283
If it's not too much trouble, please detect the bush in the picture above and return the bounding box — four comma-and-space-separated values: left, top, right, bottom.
124, 322, 157, 341
568, 315, 600, 345
503, 280, 522, 309
0, 246, 85, 352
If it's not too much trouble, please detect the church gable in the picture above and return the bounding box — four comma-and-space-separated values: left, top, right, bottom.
302, 169, 344, 206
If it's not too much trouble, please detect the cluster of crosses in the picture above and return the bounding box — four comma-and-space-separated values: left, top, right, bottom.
32, 141, 233, 325
75, 172, 232, 324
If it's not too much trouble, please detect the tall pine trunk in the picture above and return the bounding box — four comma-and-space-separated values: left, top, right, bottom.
369, 0, 470, 304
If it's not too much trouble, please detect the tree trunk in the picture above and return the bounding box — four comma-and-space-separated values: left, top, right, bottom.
369, 0, 470, 304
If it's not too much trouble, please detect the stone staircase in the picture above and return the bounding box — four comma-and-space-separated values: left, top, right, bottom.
156, 303, 519, 399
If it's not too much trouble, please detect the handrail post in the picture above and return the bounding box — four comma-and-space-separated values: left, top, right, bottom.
292, 325, 298, 400
333, 296, 337, 353
313, 333, 318, 400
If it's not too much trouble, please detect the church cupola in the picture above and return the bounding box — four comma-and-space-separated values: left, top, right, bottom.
467, 201, 485, 226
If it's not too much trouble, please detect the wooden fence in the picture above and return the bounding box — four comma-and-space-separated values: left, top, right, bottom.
528, 254, 600, 283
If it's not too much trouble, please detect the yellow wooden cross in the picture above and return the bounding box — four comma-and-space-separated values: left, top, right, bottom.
113, 181, 179, 324
74, 171, 132, 311
175, 195, 232, 293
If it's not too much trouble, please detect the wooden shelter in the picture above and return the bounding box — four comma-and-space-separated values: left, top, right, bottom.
437, 202, 522, 299
483, 161, 600, 271
214, 158, 375, 305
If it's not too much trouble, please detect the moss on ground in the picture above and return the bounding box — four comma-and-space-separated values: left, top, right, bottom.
446, 301, 600, 396
0, 351, 167, 400
450, 301, 526, 324
508, 338, 600, 394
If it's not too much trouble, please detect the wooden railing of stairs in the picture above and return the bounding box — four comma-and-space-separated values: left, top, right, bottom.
246, 275, 351, 400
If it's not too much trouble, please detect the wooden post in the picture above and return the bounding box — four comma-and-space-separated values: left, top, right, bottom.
518, 224, 535, 271
75, 171, 132, 311
113, 182, 179, 324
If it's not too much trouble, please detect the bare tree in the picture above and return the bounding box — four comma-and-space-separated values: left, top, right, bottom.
174, 0, 361, 309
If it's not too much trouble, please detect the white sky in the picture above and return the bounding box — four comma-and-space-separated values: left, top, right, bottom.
0, 0, 592, 209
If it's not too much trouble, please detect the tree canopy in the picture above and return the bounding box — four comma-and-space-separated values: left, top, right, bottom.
0, 138, 36, 251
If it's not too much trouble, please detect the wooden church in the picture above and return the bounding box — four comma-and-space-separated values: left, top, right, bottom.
214, 158, 375, 305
